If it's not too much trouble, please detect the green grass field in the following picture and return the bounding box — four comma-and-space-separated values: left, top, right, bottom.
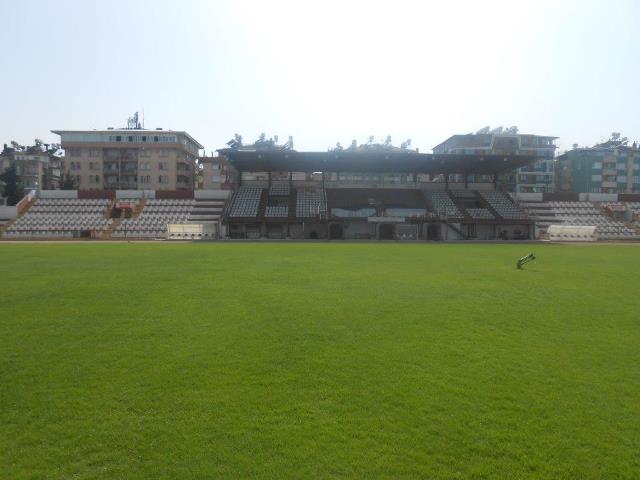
1, 243, 640, 479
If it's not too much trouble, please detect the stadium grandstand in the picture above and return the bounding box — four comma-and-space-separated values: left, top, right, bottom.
0, 189, 230, 241
218, 138, 539, 240
2, 136, 640, 242
519, 193, 640, 241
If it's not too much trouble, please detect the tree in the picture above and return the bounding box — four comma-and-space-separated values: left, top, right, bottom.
0, 165, 24, 206
596, 132, 629, 148
60, 171, 77, 190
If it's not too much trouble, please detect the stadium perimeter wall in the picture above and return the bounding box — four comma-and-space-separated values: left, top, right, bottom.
195, 189, 231, 200
579, 193, 619, 203
39, 190, 78, 199
0, 206, 17, 219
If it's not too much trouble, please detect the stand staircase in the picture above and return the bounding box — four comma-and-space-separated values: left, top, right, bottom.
0, 197, 37, 238
475, 192, 502, 220
446, 190, 472, 222
257, 188, 268, 219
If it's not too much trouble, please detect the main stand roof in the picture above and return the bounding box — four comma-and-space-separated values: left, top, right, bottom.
217, 149, 537, 175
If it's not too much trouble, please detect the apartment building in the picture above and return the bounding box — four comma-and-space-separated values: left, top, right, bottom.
433, 129, 557, 193
0, 143, 62, 190
52, 128, 203, 191
198, 155, 236, 189
556, 144, 640, 194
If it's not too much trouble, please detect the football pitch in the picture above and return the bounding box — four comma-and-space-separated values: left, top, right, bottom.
1, 242, 639, 479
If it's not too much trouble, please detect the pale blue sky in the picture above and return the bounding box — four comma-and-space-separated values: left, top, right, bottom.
1, 0, 638, 153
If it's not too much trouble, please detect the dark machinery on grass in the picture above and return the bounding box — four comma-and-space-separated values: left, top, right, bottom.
517, 252, 536, 269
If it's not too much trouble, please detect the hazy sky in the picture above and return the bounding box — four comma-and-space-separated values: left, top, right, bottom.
1, 0, 639, 153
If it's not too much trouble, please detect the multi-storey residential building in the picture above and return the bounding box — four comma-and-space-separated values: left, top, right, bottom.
0, 143, 62, 190
52, 128, 203, 191
198, 155, 236, 189
556, 144, 640, 194
433, 129, 557, 193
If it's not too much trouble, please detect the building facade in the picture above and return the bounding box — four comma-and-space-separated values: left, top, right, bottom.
198, 155, 236, 190
556, 145, 640, 194
0, 144, 62, 190
433, 131, 557, 193
52, 129, 202, 191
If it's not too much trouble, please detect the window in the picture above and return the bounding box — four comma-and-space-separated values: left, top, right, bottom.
116, 136, 122, 142
153, 136, 159, 142
139, 161, 150, 171
159, 149, 168, 157
89, 162, 99, 170
69, 148, 81, 157
618, 176, 627, 183
158, 175, 169, 184
89, 175, 100, 184
139, 175, 150, 184
591, 174, 602, 181
89, 149, 101, 158
70, 161, 81, 170
592, 162, 602, 170
159, 161, 167, 170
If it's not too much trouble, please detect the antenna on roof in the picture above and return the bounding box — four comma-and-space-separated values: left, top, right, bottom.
126, 111, 141, 129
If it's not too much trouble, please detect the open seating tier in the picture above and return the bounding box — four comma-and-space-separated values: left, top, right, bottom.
112, 199, 194, 239
265, 206, 288, 217
546, 201, 599, 215
626, 202, 640, 215
229, 187, 262, 217
29, 198, 110, 214
428, 192, 463, 219
466, 208, 494, 220
535, 200, 639, 240
269, 182, 290, 196
480, 191, 529, 220
296, 190, 326, 218
4, 198, 112, 239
